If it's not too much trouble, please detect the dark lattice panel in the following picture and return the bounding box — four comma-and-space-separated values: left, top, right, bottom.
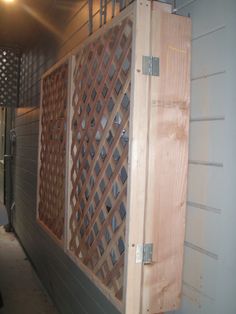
38, 62, 69, 242
69, 17, 132, 302
0, 47, 20, 107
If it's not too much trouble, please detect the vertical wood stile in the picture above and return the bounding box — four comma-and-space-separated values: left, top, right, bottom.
37, 79, 43, 223
141, 3, 191, 313
124, 0, 151, 313
65, 55, 76, 251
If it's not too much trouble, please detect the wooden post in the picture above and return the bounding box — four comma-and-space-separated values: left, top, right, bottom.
141, 2, 191, 313
64, 55, 76, 251
124, 0, 152, 313
124, 2, 191, 314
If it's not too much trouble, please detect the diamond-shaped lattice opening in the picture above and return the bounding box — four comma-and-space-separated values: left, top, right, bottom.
38, 62, 69, 242
69, 17, 133, 302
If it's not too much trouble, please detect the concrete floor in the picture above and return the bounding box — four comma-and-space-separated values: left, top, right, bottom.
0, 203, 8, 227
0, 227, 58, 314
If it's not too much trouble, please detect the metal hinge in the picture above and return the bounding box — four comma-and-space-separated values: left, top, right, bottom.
142, 56, 160, 76
136, 243, 153, 264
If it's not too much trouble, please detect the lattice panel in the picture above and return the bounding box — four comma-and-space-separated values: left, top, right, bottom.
38, 62, 69, 242
69, 17, 133, 302
0, 47, 20, 107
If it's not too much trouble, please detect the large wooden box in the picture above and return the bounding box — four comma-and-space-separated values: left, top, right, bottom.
37, 2, 191, 313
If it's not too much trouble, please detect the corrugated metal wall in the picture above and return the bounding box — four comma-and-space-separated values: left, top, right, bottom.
13, 0, 236, 313
170, 0, 236, 313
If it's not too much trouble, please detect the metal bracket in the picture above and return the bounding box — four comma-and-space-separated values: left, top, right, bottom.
142, 56, 160, 76
136, 243, 153, 264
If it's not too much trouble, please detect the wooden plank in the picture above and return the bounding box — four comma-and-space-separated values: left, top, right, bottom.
124, 0, 152, 313
141, 3, 191, 313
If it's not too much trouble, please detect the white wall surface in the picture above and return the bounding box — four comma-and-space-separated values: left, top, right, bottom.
170, 1, 236, 313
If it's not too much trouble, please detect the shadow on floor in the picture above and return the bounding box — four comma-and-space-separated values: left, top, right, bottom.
0, 227, 58, 314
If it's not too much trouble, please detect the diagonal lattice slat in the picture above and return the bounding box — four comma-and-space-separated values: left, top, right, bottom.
38, 62, 69, 242
69, 17, 133, 301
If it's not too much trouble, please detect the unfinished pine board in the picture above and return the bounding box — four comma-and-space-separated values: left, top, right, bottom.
140, 3, 191, 313
37, 60, 69, 244
123, 1, 152, 313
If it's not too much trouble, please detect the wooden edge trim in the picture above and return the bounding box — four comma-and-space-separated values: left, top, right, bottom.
123, 0, 152, 313
64, 55, 76, 252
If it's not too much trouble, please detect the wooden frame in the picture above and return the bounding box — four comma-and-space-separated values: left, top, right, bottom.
136, 3, 191, 313
37, 2, 191, 313
66, 8, 134, 311
37, 56, 71, 248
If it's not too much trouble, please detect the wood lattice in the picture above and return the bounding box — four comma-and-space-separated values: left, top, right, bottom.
69, 17, 133, 301
38, 62, 69, 242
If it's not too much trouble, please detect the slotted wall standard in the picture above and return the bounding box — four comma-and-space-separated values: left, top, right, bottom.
37, 2, 191, 313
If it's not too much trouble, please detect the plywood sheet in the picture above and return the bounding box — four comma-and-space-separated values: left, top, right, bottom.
141, 3, 191, 313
